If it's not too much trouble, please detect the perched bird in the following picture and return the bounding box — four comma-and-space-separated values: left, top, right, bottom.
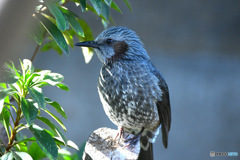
75, 26, 171, 159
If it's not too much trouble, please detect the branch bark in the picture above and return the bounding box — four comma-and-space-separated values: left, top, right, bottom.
83, 127, 140, 160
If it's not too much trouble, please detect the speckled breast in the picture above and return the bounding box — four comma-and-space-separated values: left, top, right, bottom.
97, 60, 160, 130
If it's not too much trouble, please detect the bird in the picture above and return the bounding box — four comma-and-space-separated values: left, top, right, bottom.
75, 26, 171, 160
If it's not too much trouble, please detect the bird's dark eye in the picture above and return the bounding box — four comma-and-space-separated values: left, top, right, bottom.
106, 38, 113, 44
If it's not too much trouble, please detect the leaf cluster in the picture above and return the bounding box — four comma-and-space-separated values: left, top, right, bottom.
31, 0, 132, 63
0, 59, 78, 160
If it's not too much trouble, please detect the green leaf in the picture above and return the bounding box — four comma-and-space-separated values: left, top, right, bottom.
21, 59, 34, 81
54, 137, 79, 150
101, 2, 109, 22
15, 137, 36, 144
29, 124, 58, 160
44, 0, 67, 31
28, 141, 46, 160
0, 106, 11, 141
56, 83, 69, 91
123, 0, 132, 11
89, 0, 102, 15
101, 19, 108, 29
104, 0, 112, 6
40, 40, 63, 55
86, 4, 108, 22
43, 72, 64, 86
36, 13, 69, 55
60, 7, 84, 37
30, 18, 44, 45
0, 152, 21, 160
21, 98, 38, 125
110, 1, 122, 14
43, 109, 66, 131
0, 88, 15, 101
45, 97, 67, 118
0, 63, 20, 84
78, 19, 94, 63
15, 151, 33, 160
63, 30, 74, 48
37, 116, 67, 145
27, 87, 46, 109
15, 141, 29, 153
0, 87, 16, 114
79, 0, 86, 11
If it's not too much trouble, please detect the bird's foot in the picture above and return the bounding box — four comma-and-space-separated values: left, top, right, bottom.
124, 128, 144, 149
113, 127, 124, 146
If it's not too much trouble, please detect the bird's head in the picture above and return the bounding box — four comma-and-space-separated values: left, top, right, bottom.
75, 26, 149, 64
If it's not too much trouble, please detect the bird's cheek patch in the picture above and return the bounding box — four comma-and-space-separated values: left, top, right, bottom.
113, 41, 129, 55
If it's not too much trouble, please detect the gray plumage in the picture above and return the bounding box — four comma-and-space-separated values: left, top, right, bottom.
75, 27, 171, 152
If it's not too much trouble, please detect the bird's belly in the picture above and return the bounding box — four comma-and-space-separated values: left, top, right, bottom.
98, 88, 160, 130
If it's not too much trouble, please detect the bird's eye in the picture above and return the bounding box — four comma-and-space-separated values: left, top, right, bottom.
106, 38, 113, 44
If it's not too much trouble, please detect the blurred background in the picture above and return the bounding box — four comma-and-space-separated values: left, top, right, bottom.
1, 0, 240, 159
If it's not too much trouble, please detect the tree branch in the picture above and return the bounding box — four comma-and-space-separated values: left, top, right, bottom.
83, 127, 140, 160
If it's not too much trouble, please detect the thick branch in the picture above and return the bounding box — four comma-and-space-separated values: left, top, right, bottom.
83, 127, 140, 160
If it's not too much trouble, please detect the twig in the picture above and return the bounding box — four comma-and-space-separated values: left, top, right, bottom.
30, 44, 41, 62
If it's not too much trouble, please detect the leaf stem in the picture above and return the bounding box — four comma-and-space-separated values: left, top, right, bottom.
5, 102, 22, 153
31, 44, 41, 62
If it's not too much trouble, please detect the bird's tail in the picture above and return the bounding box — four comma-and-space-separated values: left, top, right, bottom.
138, 136, 153, 160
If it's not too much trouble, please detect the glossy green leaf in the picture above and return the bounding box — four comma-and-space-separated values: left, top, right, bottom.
89, 0, 102, 15
37, 116, 67, 145
101, 3, 109, 22
63, 31, 74, 48
36, 13, 69, 55
101, 19, 108, 29
86, 4, 108, 22
43, 109, 66, 131
0, 152, 21, 160
78, 19, 94, 63
56, 83, 69, 91
123, 0, 132, 11
27, 87, 46, 109
0, 108, 10, 140
15, 151, 33, 160
0, 88, 15, 100
54, 137, 79, 150
45, 97, 67, 118
43, 72, 64, 86
30, 18, 44, 45
60, 7, 84, 37
0, 87, 15, 115
44, 0, 67, 31
28, 141, 46, 160
40, 40, 63, 55
15, 141, 29, 153
29, 124, 58, 160
111, 1, 122, 14
104, 0, 112, 6
79, 0, 86, 11
0, 63, 20, 84
21, 98, 38, 125
15, 137, 36, 144
21, 59, 34, 81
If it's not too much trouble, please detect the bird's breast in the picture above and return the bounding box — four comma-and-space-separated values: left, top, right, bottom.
97, 62, 161, 130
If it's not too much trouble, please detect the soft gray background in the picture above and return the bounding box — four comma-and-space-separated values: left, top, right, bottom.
1, 0, 240, 160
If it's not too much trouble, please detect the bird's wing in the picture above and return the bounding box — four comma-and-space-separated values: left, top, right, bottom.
152, 68, 171, 148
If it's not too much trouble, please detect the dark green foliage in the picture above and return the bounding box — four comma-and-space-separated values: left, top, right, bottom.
30, 0, 131, 63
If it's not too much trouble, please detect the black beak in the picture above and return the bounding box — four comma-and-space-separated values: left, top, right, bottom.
75, 41, 99, 49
